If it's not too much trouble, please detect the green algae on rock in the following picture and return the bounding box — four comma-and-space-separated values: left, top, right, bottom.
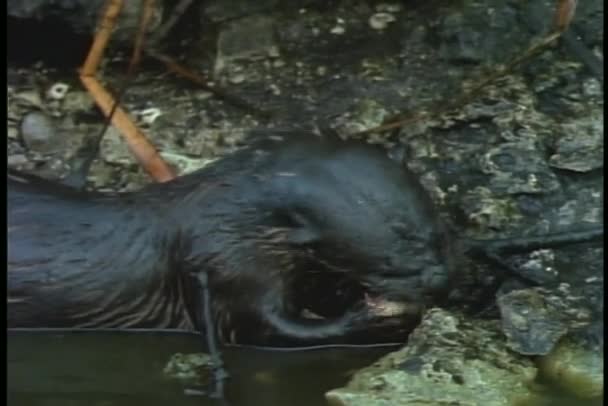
537, 338, 604, 399
325, 308, 537, 406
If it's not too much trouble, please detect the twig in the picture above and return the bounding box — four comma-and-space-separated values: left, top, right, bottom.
147, 50, 272, 118
144, 0, 272, 118
128, 0, 156, 74
356, 0, 583, 137
196, 272, 230, 403
78, 0, 176, 183
66, 0, 160, 188
553, 0, 577, 32
357, 30, 564, 136
154, 0, 195, 41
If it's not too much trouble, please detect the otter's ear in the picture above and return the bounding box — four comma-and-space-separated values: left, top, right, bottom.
285, 211, 321, 245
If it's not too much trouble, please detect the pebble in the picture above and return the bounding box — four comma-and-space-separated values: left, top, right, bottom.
8, 126, 18, 139
20, 111, 63, 154
46, 83, 70, 100
376, 3, 402, 13
8, 154, 28, 166
62, 90, 95, 112
137, 108, 162, 125
369, 12, 396, 30
13, 90, 43, 109
229, 73, 246, 84
330, 25, 346, 35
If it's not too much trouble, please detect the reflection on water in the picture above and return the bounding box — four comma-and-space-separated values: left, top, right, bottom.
7, 331, 603, 406
7, 330, 394, 406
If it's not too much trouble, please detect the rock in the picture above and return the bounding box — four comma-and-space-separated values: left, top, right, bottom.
478, 141, 561, 195
501, 249, 559, 285
215, 15, 278, 75
537, 338, 603, 399
548, 113, 604, 173
459, 186, 523, 231
8, 154, 29, 167
12, 90, 43, 110
369, 13, 396, 31
45, 82, 69, 101
203, 0, 279, 22
7, 0, 163, 42
20, 111, 63, 154
497, 287, 593, 356
99, 127, 135, 166
326, 308, 537, 406
331, 99, 390, 138
163, 352, 211, 382
159, 151, 216, 175
437, 2, 526, 65
62, 90, 95, 113
8, 126, 19, 140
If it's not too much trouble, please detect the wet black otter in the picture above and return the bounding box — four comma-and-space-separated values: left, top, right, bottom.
8, 134, 454, 346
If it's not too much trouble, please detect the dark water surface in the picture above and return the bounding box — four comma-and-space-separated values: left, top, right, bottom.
7, 330, 395, 406
8, 330, 603, 406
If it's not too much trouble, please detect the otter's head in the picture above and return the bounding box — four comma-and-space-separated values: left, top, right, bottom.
258, 140, 455, 318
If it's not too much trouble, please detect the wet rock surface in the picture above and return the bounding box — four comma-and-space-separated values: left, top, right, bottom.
163, 352, 212, 383
325, 308, 537, 406
7, 0, 603, 403
497, 286, 593, 356
7, 0, 163, 41
538, 337, 604, 400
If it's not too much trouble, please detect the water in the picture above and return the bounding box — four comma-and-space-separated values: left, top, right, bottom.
7, 330, 394, 406
8, 331, 603, 406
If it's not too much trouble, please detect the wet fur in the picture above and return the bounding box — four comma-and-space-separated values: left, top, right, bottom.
8, 135, 453, 346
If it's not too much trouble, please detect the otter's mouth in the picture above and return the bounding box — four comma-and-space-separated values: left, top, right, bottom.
291, 271, 420, 320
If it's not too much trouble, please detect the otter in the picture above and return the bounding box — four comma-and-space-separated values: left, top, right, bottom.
8, 134, 454, 346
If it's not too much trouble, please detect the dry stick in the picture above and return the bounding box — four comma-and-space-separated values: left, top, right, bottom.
63, 88, 127, 190
148, 50, 272, 119
153, 0, 195, 40
553, 0, 577, 32
67, 0, 162, 188
550, 0, 602, 82
143, 0, 271, 118
85, 4, 232, 398
151, 5, 234, 398
128, 0, 156, 74
79, 0, 176, 183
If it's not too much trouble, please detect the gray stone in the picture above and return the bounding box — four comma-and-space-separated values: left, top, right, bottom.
8, 154, 29, 167
497, 287, 593, 356
549, 113, 604, 173
478, 141, 561, 195
163, 352, 211, 382
99, 127, 136, 166
20, 111, 63, 154
215, 15, 278, 75
326, 308, 536, 406
203, 0, 279, 22
7, 0, 163, 42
